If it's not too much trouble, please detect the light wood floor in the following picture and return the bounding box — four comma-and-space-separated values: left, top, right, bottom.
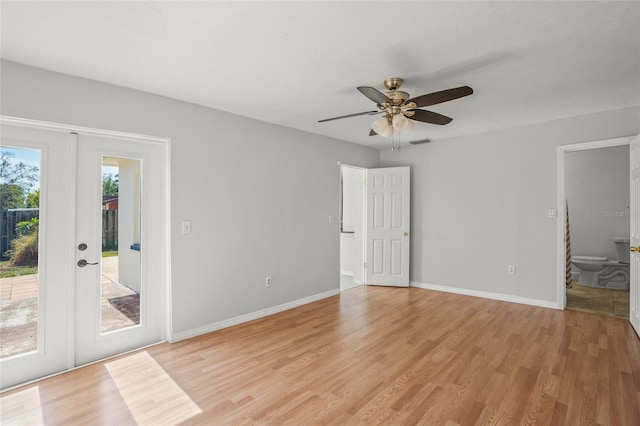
2, 286, 640, 425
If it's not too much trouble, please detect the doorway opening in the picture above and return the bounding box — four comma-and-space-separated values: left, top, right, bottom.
558, 137, 632, 317
339, 165, 365, 291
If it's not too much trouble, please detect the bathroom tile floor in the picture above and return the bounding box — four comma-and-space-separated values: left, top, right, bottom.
566, 282, 629, 319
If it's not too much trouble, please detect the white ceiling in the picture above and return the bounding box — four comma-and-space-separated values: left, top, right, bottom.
1, 1, 639, 149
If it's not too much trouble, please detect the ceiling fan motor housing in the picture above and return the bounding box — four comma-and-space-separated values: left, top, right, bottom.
383, 77, 403, 91
385, 90, 410, 105
383, 78, 409, 105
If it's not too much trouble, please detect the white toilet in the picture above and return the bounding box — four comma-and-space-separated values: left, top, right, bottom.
571, 238, 630, 290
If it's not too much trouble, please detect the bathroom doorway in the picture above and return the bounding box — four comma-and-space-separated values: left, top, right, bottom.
561, 139, 631, 318
339, 165, 365, 291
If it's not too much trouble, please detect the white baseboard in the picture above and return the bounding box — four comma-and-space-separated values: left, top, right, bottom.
340, 270, 354, 277
169, 288, 340, 343
410, 281, 561, 310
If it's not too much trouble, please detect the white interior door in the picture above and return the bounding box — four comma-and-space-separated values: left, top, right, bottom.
629, 134, 640, 338
74, 133, 166, 366
0, 123, 74, 389
365, 166, 410, 287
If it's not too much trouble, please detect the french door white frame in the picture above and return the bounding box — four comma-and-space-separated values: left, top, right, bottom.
556, 136, 633, 309
0, 115, 172, 388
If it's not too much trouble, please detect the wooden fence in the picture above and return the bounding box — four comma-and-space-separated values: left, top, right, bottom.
1, 208, 118, 259
1, 209, 39, 259
102, 210, 118, 250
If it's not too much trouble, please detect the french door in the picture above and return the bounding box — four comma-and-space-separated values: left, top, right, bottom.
0, 124, 73, 389
74, 132, 166, 366
0, 118, 168, 389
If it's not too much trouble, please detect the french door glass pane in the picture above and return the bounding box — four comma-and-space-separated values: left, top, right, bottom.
0, 146, 41, 359
101, 157, 142, 334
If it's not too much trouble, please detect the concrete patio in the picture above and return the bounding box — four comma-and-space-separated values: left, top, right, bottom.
0, 256, 139, 359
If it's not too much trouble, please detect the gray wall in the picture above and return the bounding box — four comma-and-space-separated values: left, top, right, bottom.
565, 146, 630, 260
380, 107, 640, 304
0, 60, 380, 335
2, 59, 639, 324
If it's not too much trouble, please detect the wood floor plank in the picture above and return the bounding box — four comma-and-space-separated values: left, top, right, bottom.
2, 286, 640, 425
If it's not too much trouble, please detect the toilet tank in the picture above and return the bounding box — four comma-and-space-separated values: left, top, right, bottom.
614, 237, 630, 263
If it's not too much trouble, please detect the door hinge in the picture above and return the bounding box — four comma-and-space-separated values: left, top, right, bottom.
364, 179, 367, 186
364, 262, 367, 269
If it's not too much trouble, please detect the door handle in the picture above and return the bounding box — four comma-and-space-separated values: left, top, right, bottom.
631, 246, 640, 252
403, 232, 409, 236
77, 259, 99, 267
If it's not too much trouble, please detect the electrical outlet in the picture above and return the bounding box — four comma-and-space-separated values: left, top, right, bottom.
181, 220, 191, 235
508, 265, 516, 275
266, 276, 272, 287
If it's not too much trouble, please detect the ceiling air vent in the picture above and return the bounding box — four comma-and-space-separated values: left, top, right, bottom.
409, 139, 431, 145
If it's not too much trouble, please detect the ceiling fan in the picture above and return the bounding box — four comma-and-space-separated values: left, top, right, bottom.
318, 77, 473, 138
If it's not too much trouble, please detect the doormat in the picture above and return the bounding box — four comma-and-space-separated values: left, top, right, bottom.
108, 294, 140, 324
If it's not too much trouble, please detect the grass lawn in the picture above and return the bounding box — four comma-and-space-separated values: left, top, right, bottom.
0, 250, 118, 278
0, 250, 117, 278
0, 260, 38, 279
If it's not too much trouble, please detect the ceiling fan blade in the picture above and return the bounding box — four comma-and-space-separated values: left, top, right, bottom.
369, 129, 377, 136
318, 110, 379, 123
407, 109, 453, 125
357, 86, 392, 104
407, 86, 473, 108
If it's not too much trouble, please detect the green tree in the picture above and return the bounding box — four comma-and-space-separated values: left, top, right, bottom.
102, 173, 119, 196
1, 150, 39, 209
26, 189, 40, 208
1, 184, 26, 209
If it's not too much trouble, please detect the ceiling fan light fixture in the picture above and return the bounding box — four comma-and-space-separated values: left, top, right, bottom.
392, 113, 413, 132
371, 115, 391, 137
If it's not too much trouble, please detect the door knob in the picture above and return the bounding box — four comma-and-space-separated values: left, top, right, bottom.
403, 232, 409, 236
77, 259, 99, 267
631, 246, 640, 252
